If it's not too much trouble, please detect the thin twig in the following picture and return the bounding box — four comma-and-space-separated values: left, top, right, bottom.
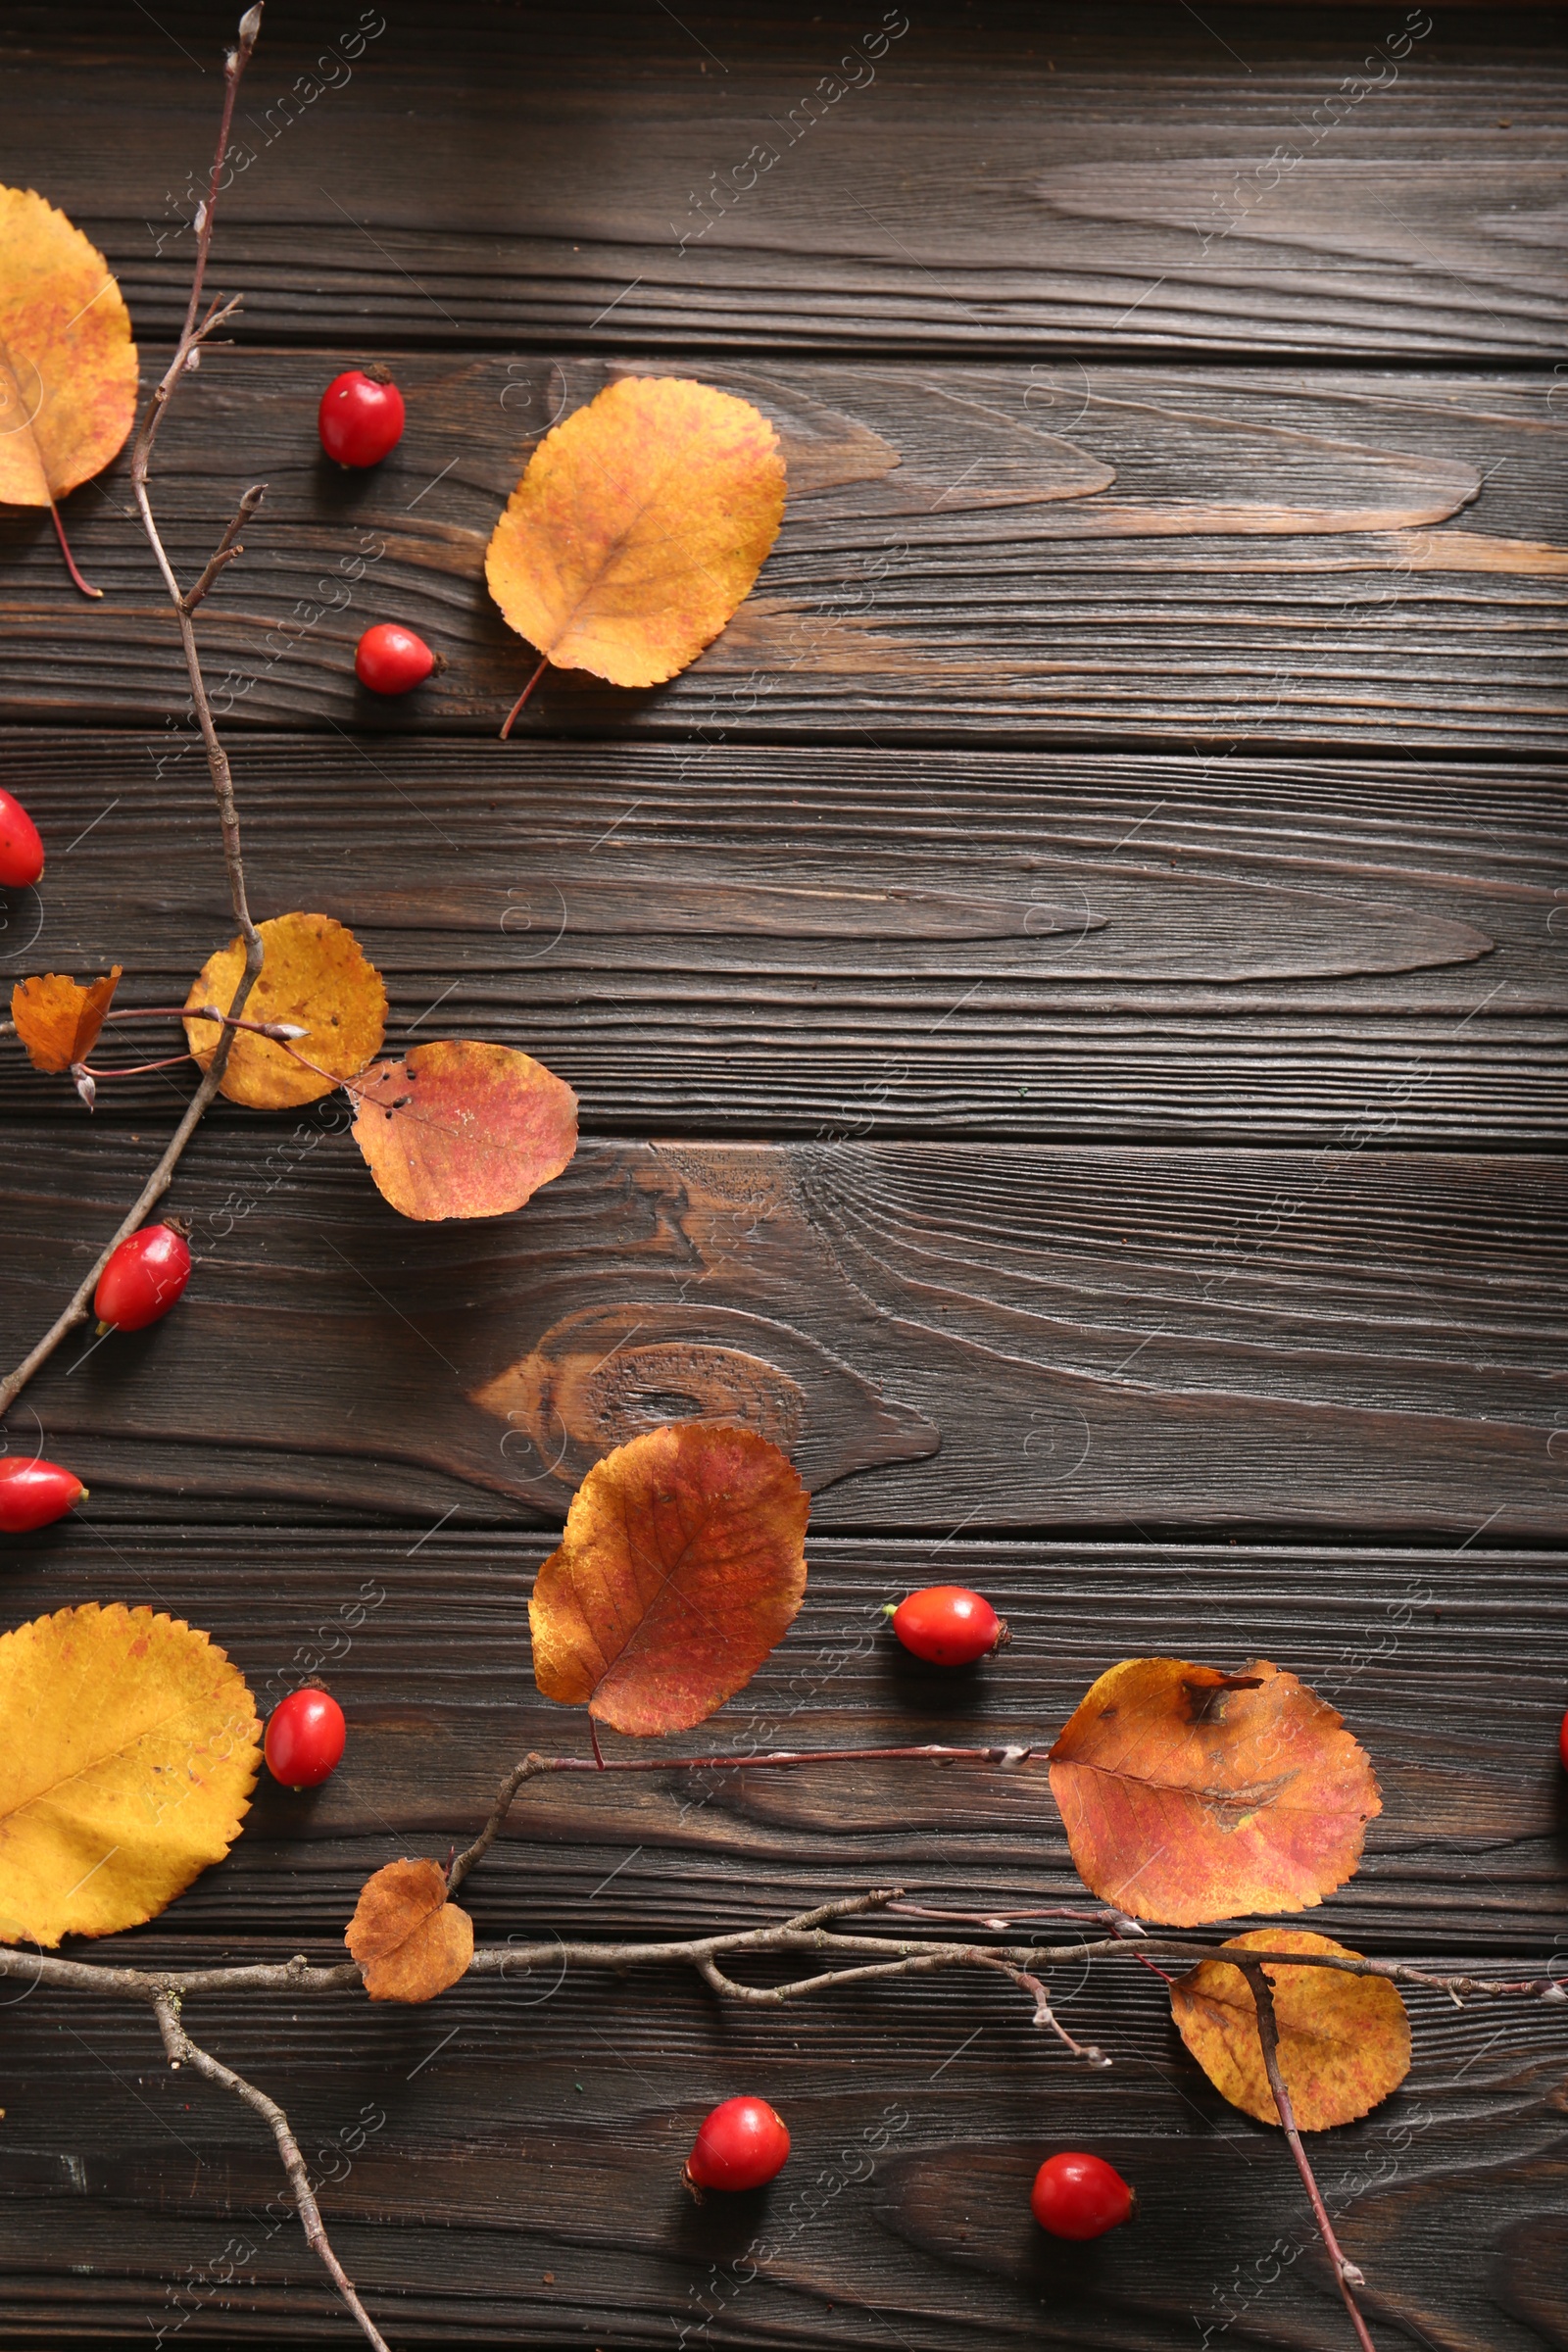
446, 1742, 1040, 1893
890, 1900, 1145, 1936
0, 1059, 234, 1416
1240, 1960, 1378, 2352
153, 1991, 392, 2352
181, 482, 267, 612
0, 7, 265, 1424
102, 1004, 306, 1041
980, 1956, 1110, 2066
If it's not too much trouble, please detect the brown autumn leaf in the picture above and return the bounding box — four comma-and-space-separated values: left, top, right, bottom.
484, 376, 786, 693
0, 1602, 260, 1948
1047, 1657, 1381, 1926
183, 911, 387, 1109
530, 1422, 808, 1736
1172, 1928, 1411, 2131
0, 189, 138, 518
351, 1039, 577, 1221
345, 1857, 473, 2003
11, 966, 121, 1072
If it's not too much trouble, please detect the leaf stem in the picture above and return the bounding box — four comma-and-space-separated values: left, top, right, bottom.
499, 651, 550, 738
48, 497, 101, 599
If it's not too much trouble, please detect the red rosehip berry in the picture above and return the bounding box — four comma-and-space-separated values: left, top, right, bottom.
0, 1455, 87, 1533
265, 1688, 346, 1788
0, 787, 44, 889
683, 2096, 791, 2196
889, 1585, 1008, 1666
93, 1220, 192, 1334
1031, 2151, 1136, 2240
318, 368, 406, 467
355, 622, 439, 695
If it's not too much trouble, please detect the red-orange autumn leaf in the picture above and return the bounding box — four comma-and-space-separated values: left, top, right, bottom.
1172, 1929, 1411, 2130
345, 1857, 473, 2003
11, 967, 121, 1072
351, 1040, 577, 1222
484, 376, 786, 693
0, 189, 138, 584
530, 1423, 808, 1737
1048, 1657, 1381, 1926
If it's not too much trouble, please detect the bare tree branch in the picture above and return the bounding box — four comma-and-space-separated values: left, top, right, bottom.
153, 1989, 392, 2352
0, 10, 266, 1423
3, 1753, 1563, 2352
1241, 1959, 1379, 2352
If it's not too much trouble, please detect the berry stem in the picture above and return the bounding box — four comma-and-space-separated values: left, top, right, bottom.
1240, 1960, 1379, 2352
499, 651, 551, 738
48, 498, 102, 599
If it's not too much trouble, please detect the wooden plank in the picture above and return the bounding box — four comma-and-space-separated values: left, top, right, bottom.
0, 1531, 1562, 2346
1, 1134, 1561, 1536
2, 1973, 1563, 2348
6, 4, 1565, 359
5, 358, 1565, 749
3, 738, 1561, 1145
0, 1528, 1560, 1949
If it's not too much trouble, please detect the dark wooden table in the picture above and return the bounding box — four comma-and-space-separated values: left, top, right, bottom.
1, 4, 1565, 2344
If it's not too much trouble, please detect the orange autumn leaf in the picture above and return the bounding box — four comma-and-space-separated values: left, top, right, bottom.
1048, 1657, 1381, 1926
351, 1039, 577, 1222
0, 189, 138, 514
345, 1857, 473, 2003
1172, 1929, 1411, 2131
0, 1602, 260, 1948
530, 1423, 808, 1737
11, 966, 121, 1072
484, 376, 786, 690
184, 911, 386, 1109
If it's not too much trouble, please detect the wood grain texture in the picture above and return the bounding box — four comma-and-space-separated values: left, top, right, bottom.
0, 5, 1563, 2345
3, 738, 1561, 1144
3, 3, 1564, 359
0, 1131, 1561, 1537
3, 1975, 1563, 2348
3, 358, 1564, 749
0, 1531, 1563, 2346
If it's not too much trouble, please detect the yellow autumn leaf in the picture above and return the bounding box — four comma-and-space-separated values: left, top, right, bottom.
184, 910, 387, 1109
1172, 1929, 1411, 2131
484, 376, 786, 703
0, 1603, 261, 1947
0, 188, 139, 595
